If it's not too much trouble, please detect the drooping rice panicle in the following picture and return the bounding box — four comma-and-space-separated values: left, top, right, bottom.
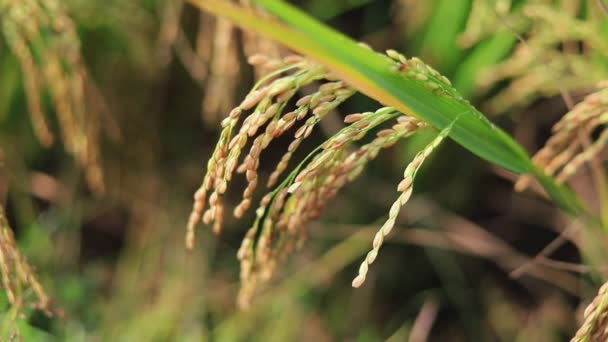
266, 81, 355, 188
1, 17, 54, 147
0, 206, 53, 316
516, 82, 608, 191
235, 108, 426, 308
188, 50, 456, 308
1, 0, 105, 194
187, 56, 334, 247
352, 122, 452, 288
556, 127, 608, 184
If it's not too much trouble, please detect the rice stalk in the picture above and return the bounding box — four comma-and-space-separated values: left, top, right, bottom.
235, 107, 425, 309
186, 54, 343, 243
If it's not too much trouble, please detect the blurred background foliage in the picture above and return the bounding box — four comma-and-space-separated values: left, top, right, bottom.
0, 0, 607, 340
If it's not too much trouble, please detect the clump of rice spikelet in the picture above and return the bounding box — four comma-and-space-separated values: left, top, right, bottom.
186, 55, 341, 248
279, 112, 421, 234
2, 18, 54, 147
352, 124, 450, 288
516, 82, 608, 191
188, 49, 451, 308
232, 79, 354, 215
572, 280, 608, 342
1, 0, 105, 194
235, 110, 425, 308
266, 81, 355, 188
0, 206, 53, 316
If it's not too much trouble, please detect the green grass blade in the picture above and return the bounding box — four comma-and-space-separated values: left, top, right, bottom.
414, 0, 469, 74
189, 0, 585, 216
452, 32, 518, 98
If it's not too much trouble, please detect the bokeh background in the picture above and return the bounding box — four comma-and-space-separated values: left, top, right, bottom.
1, 0, 608, 340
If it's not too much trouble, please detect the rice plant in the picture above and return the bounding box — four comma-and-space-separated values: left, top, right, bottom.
186, 51, 453, 307
188, 0, 608, 338
2, 0, 608, 340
